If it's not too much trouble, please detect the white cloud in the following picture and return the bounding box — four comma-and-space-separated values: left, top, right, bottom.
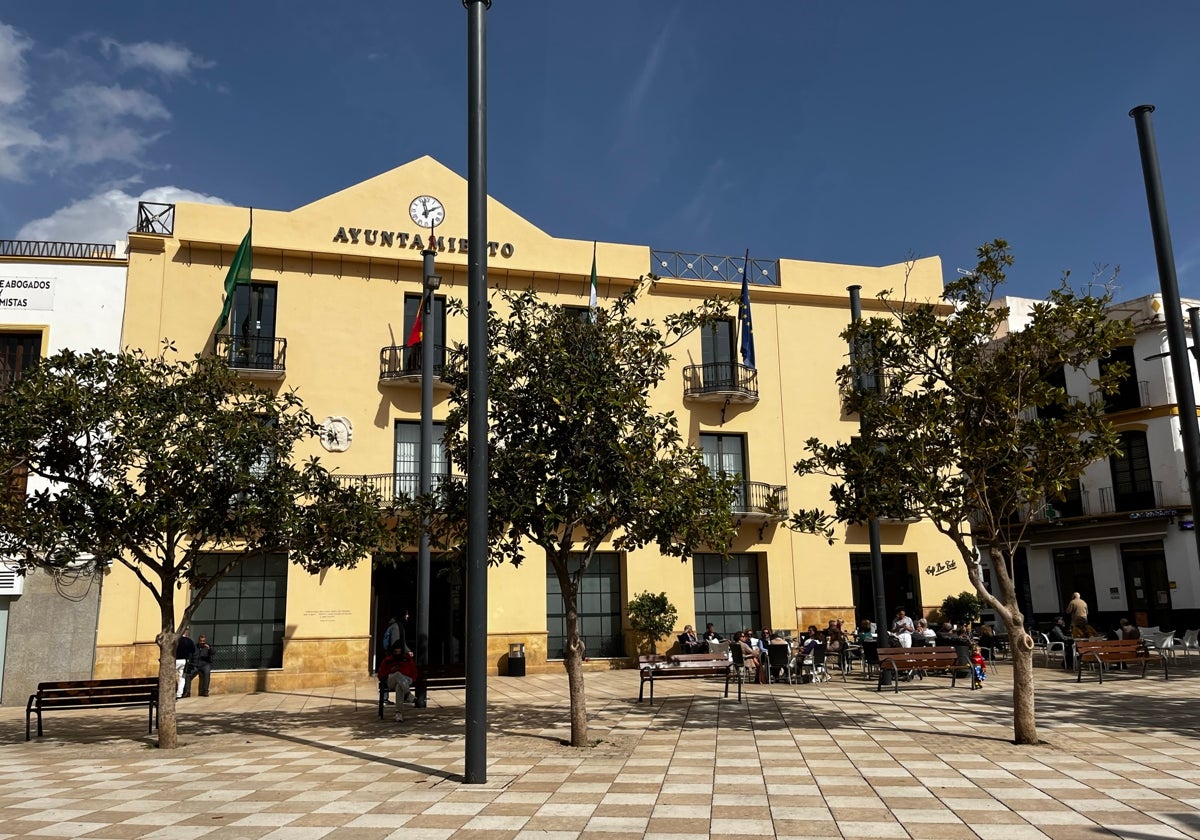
16, 185, 230, 243
99, 38, 213, 77
0, 21, 50, 179
0, 21, 31, 106
52, 84, 170, 165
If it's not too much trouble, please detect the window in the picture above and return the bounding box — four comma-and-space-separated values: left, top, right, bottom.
228, 283, 278, 369
1037, 365, 1068, 421
1100, 345, 1141, 412
562, 304, 593, 323
693, 553, 761, 638
1, 333, 41, 497
699, 319, 737, 390
394, 420, 447, 499
402, 293, 447, 373
1110, 431, 1155, 511
189, 554, 288, 669
700, 432, 747, 509
0, 332, 41, 389
1046, 478, 1085, 518
546, 553, 623, 659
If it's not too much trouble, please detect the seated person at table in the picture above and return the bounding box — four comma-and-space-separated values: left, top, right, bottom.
732, 631, 766, 683
935, 622, 972, 666
977, 624, 997, 658
856, 618, 876, 642
1118, 618, 1140, 640
1049, 615, 1076, 669
800, 625, 824, 654
702, 623, 723, 649
825, 621, 845, 653
678, 624, 702, 654
914, 618, 937, 645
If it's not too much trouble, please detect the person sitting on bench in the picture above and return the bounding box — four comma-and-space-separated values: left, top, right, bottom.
378, 643, 418, 723
678, 625, 702, 654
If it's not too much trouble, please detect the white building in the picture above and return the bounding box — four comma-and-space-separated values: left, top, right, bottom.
0, 238, 128, 705
999, 293, 1200, 633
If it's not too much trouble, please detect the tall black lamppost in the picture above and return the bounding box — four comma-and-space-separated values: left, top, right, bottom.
1129, 105, 1200, 569
848, 285, 891, 673
463, 0, 490, 785
415, 249, 439, 708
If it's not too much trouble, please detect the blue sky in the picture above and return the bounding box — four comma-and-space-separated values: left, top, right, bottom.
2, 2, 1199, 301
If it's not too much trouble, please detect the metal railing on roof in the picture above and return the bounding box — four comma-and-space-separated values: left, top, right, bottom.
0, 240, 119, 260
650, 250, 779, 286
136, 202, 175, 235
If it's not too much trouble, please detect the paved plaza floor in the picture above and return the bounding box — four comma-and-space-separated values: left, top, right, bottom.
2, 656, 1200, 840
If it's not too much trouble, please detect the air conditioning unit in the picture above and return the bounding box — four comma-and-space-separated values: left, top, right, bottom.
0, 561, 25, 596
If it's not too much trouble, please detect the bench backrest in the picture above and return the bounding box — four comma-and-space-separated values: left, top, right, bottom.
639, 654, 668, 666
34, 678, 158, 708
671, 653, 727, 664
877, 646, 960, 665
1077, 639, 1142, 655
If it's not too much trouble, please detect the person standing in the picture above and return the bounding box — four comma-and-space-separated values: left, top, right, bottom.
1065, 592, 1089, 632
891, 608, 914, 648
175, 630, 197, 699
189, 634, 214, 696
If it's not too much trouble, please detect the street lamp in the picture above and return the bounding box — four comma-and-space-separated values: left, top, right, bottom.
414, 252, 440, 709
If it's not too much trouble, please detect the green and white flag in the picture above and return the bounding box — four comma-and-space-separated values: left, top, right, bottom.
216, 228, 252, 332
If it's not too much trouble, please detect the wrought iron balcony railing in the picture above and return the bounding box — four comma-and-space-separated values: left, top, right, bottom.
732, 481, 788, 520
1090, 380, 1150, 413
379, 344, 448, 383
214, 335, 287, 377
650, 250, 779, 286
683, 362, 759, 403
136, 202, 175, 235
1098, 481, 1163, 514
336, 471, 460, 503
1031, 489, 1092, 521
0, 239, 120, 260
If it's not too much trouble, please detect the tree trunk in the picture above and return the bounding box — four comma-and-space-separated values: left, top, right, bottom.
561, 589, 590, 747
156, 628, 179, 748
155, 590, 179, 749
967, 543, 1038, 745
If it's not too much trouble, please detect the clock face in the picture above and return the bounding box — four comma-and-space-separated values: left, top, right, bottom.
409, 195, 445, 228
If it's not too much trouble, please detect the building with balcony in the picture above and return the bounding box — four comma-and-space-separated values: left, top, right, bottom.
996, 294, 1200, 631
0, 238, 128, 705
98, 156, 971, 689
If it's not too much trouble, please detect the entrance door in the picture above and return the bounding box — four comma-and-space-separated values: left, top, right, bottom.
850, 553, 916, 628
1121, 541, 1172, 627
1052, 546, 1098, 625
371, 554, 464, 670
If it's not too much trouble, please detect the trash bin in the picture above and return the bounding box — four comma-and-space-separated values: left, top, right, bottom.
507, 642, 526, 677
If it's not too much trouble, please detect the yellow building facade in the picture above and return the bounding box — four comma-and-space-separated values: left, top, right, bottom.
98, 156, 972, 691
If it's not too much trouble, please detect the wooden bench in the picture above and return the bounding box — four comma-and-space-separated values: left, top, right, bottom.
876, 646, 970, 692
378, 663, 468, 718
26, 677, 158, 741
638, 653, 731, 703
1075, 639, 1167, 683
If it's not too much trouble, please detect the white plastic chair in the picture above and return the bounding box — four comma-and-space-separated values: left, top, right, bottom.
1035, 632, 1065, 667
1151, 630, 1176, 660
1179, 629, 1199, 657
708, 640, 730, 659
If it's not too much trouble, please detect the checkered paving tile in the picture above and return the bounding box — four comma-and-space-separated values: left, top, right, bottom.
3, 660, 1200, 838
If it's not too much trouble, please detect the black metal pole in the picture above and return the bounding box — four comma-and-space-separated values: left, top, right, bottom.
1129, 105, 1200, 571
848, 285, 891, 656
464, 0, 490, 785
415, 247, 435, 709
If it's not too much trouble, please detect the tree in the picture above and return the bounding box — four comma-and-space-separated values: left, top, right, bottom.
436, 283, 738, 747
791, 241, 1133, 745
0, 345, 384, 748
941, 591, 982, 627
627, 590, 679, 655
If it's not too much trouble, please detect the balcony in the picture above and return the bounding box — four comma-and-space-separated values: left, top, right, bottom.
683, 363, 759, 404
1090, 380, 1150, 413
1099, 481, 1163, 515
215, 335, 287, 380
379, 345, 449, 388
336, 471, 459, 504
1030, 488, 1092, 522
733, 481, 788, 522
